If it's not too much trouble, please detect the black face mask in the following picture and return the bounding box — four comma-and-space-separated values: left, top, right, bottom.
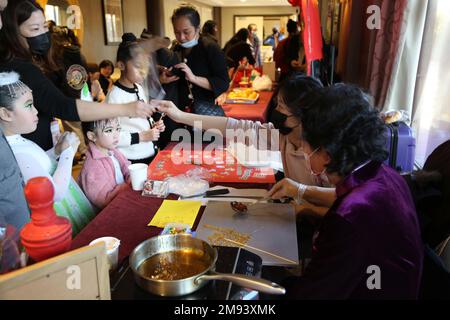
271, 109, 293, 135
26, 32, 51, 56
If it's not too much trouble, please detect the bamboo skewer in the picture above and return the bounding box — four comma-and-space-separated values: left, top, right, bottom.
224, 238, 298, 265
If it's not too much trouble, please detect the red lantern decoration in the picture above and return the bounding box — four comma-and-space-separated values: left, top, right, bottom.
300, 0, 323, 67
20, 177, 72, 262
287, 0, 324, 76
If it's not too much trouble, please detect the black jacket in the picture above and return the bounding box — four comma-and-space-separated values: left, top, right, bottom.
173, 36, 229, 107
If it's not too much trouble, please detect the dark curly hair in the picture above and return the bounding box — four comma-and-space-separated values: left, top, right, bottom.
297, 84, 388, 177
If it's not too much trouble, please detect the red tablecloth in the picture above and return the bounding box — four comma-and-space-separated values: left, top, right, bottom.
71, 135, 276, 263
71, 187, 184, 263
222, 91, 273, 123
147, 144, 275, 184
71, 183, 271, 263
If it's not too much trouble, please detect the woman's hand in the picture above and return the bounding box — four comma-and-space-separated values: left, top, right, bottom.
174, 62, 196, 82
139, 128, 160, 142
215, 92, 228, 106
128, 100, 157, 118
153, 100, 183, 122
55, 132, 80, 156
268, 178, 299, 200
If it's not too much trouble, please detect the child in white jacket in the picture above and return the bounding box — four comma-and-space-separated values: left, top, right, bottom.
107, 33, 165, 165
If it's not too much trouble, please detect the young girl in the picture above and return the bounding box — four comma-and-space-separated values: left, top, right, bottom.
107, 33, 165, 165
79, 118, 131, 209
0, 72, 95, 235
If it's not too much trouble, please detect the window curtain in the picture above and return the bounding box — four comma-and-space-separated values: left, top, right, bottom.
384, 0, 450, 166
366, 0, 408, 108
383, 0, 428, 117
410, 0, 450, 166
335, 0, 408, 109
336, 0, 352, 76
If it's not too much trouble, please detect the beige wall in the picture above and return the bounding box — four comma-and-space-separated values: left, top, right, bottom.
77, 1, 295, 62
221, 6, 297, 47
78, 0, 147, 64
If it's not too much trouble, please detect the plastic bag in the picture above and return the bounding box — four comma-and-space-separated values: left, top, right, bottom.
382, 110, 411, 125
166, 168, 210, 198
252, 75, 273, 91
142, 180, 169, 198
160, 223, 195, 236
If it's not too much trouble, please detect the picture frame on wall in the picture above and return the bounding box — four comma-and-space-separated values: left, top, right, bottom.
102, 0, 124, 45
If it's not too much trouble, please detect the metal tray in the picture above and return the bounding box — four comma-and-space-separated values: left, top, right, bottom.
225, 94, 259, 104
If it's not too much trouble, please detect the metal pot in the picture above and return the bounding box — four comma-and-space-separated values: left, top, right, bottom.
129, 234, 286, 297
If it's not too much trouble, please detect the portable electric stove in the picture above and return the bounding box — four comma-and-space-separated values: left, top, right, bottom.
110, 246, 263, 300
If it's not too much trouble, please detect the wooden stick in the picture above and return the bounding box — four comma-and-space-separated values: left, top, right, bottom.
224, 238, 298, 265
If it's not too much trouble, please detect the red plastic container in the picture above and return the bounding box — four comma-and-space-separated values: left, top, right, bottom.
20, 177, 72, 262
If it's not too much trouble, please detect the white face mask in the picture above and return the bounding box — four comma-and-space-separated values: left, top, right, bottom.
317, 171, 332, 187
181, 37, 198, 49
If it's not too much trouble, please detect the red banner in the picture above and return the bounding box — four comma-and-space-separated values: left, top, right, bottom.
300, 0, 323, 74
288, 0, 323, 75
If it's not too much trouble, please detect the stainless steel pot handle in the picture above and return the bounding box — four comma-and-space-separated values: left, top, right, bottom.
195, 271, 286, 295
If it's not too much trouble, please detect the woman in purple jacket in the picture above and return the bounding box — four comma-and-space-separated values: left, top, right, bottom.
269, 84, 423, 299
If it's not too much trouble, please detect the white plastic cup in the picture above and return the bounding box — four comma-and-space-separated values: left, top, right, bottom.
128, 163, 148, 191
90, 237, 120, 271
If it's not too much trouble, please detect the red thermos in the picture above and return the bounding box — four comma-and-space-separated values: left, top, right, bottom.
20, 177, 72, 262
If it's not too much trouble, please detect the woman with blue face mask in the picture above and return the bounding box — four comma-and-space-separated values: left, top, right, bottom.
166, 5, 229, 116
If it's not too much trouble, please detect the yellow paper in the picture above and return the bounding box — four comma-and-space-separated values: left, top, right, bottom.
148, 200, 202, 228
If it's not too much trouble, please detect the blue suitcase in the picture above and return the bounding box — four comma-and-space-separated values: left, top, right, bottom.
384, 122, 416, 173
